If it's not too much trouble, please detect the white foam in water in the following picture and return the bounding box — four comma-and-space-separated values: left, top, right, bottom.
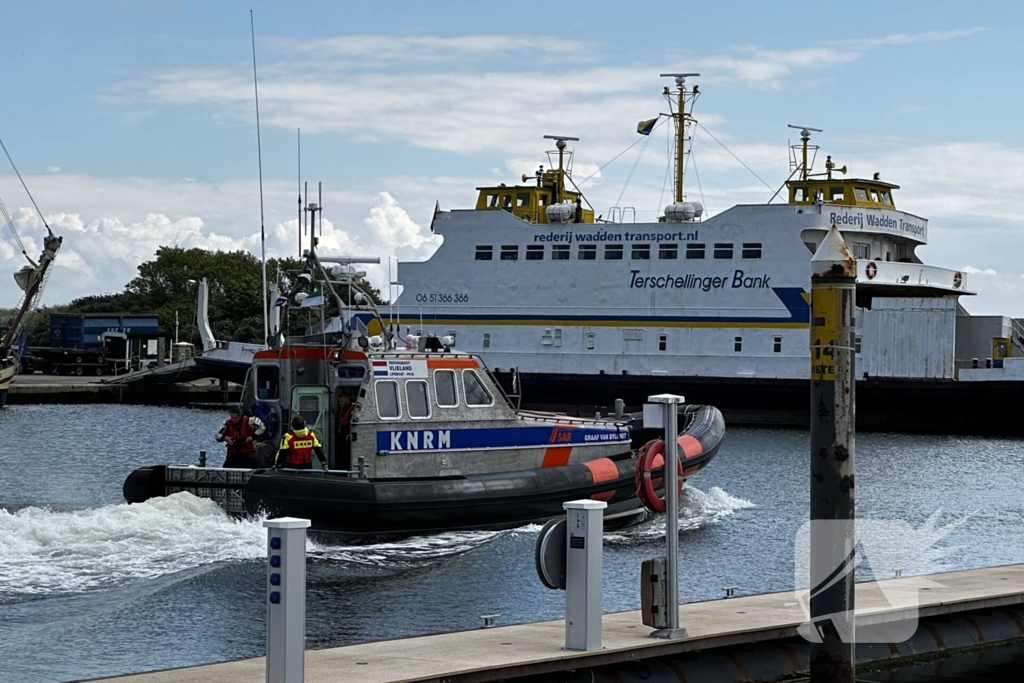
0, 493, 267, 598
605, 485, 755, 544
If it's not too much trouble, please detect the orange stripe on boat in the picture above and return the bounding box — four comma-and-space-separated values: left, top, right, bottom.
541, 446, 572, 468
254, 347, 337, 361
584, 458, 619, 484
683, 465, 701, 478
425, 358, 479, 369
590, 490, 615, 502
677, 434, 703, 459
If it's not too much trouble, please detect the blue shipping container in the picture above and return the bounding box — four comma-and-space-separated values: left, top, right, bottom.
49, 313, 160, 350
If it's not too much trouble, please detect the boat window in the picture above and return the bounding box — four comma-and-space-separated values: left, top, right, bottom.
551, 244, 570, 260
773, 336, 782, 353
475, 245, 493, 261
375, 380, 400, 419
870, 189, 880, 203
297, 395, 321, 427
486, 193, 500, 208
483, 332, 491, 348
713, 243, 733, 259
463, 370, 494, 406
501, 194, 513, 209
255, 365, 279, 401
741, 243, 762, 259
853, 243, 870, 259
585, 332, 595, 350
659, 244, 678, 260
604, 244, 623, 260
516, 192, 532, 208
854, 188, 869, 201
526, 245, 544, 260
632, 244, 651, 260
500, 245, 519, 261
538, 193, 550, 206
794, 187, 807, 202
435, 370, 458, 407
734, 337, 742, 353
855, 336, 862, 354
336, 365, 366, 379
830, 187, 844, 202
881, 191, 892, 205
578, 244, 596, 260
803, 241, 817, 254
686, 243, 705, 260
658, 334, 667, 351
406, 380, 430, 418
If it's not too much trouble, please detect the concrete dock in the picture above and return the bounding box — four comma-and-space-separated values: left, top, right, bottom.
88, 563, 1024, 683
7, 374, 241, 406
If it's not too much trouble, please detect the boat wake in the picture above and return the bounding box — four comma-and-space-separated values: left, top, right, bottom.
605, 485, 755, 545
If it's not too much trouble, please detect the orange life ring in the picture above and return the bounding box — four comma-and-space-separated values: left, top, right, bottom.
866, 261, 878, 280
634, 439, 684, 513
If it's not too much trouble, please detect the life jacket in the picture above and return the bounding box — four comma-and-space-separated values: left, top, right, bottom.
281, 428, 320, 466
224, 418, 256, 457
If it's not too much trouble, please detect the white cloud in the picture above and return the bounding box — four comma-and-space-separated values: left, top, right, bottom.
46, 166, 61, 173
961, 265, 997, 275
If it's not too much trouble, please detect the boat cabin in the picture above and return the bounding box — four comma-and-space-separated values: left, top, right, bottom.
788, 176, 900, 208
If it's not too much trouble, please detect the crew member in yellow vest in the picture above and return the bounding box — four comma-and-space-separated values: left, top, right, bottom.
275, 415, 328, 470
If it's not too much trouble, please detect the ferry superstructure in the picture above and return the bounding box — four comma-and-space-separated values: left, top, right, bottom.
395, 75, 1024, 433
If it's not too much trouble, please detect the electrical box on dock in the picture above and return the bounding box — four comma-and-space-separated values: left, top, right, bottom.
641, 556, 669, 629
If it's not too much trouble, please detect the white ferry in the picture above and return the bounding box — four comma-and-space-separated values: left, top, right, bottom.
394, 74, 1023, 434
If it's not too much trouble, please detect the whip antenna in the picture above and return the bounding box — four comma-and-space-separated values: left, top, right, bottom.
0, 138, 51, 234
250, 10, 269, 343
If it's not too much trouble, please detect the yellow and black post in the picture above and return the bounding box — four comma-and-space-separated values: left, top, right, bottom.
809, 225, 857, 682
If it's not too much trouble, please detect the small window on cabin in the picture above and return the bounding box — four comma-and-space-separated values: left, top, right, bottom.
486, 193, 500, 208
794, 187, 807, 202
578, 244, 597, 260
742, 243, 762, 259
526, 245, 544, 260
853, 243, 870, 260
773, 336, 782, 353
604, 244, 623, 260
337, 365, 366, 379
714, 243, 733, 259
501, 194, 513, 209
659, 244, 678, 260
516, 192, 532, 208
551, 244, 570, 260
632, 244, 651, 260
255, 365, 280, 400
585, 332, 595, 350
475, 245, 493, 261
854, 188, 869, 201
375, 380, 400, 419
804, 241, 817, 254
855, 336, 863, 354
870, 189, 880, 203
406, 380, 430, 418
686, 243, 706, 259
483, 332, 491, 349
734, 337, 743, 353
658, 334, 667, 352
435, 370, 458, 407
463, 370, 494, 406
830, 187, 844, 202
881, 191, 892, 205
538, 193, 550, 206
500, 245, 519, 261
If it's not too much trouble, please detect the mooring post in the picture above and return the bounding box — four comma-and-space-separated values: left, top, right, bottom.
645, 393, 687, 639
809, 226, 857, 682
264, 517, 311, 683
198, 450, 207, 468
563, 499, 606, 651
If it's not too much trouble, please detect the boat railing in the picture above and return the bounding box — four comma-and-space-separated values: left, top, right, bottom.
857, 260, 970, 293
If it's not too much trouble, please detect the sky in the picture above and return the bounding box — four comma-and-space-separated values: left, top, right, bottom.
2, 0, 1024, 315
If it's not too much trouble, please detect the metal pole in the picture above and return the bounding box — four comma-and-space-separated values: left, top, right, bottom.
809, 225, 857, 682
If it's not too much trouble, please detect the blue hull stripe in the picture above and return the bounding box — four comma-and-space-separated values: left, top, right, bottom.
376, 425, 630, 453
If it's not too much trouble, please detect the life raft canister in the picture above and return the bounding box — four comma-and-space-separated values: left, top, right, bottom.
634, 439, 684, 513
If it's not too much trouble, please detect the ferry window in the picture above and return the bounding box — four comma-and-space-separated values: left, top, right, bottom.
794, 187, 807, 202
881, 191, 892, 205
658, 334, 667, 351
516, 192, 532, 208
463, 370, 494, 406
773, 336, 782, 353
435, 370, 458, 407
853, 243, 870, 259
538, 193, 550, 206
713, 243, 733, 259
406, 380, 431, 418
854, 188, 869, 201
526, 245, 544, 260
585, 332, 595, 350
830, 187, 844, 202
742, 243, 762, 259
870, 189, 880, 203
734, 337, 743, 353
686, 243, 705, 260
578, 244, 597, 260
804, 241, 817, 254
486, 193, 500, 208
855, 336, 862, 354
475, 245, 493, 261
501, 194, 513, 209
255, 366, 280, 400
500, 245, 519, 261
604, 244, 623, 260
659, 244, 678, 260
551, 244, 570, 260
632, 244, 651, 260
375, 380, 400, 419
483, 332, 491, 348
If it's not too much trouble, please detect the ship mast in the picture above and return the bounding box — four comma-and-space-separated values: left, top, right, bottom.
542, 134, 578, 204
788, 124, 823, 181
661, 73, 700, 203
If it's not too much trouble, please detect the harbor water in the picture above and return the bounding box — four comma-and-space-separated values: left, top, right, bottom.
1, 404, 1023, 682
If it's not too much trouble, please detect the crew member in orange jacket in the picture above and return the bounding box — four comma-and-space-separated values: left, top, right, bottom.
216, 407, 267, 468
275, 415, 328, 470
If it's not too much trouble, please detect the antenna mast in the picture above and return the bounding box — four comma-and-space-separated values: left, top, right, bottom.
297, 128, 302, 259
787, 124, 823, 181
250, 10, 269, 344
660, 73, 700, 203
542, 135, 579, 204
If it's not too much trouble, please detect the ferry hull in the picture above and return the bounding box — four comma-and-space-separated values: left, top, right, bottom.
496, 371, 1024, 435
0, 362, 14, 408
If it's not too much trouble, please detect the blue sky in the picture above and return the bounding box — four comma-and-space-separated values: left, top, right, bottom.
2, 0, 1024, 312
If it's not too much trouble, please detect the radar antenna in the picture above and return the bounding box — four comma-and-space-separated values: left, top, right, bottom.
660, 73, 701, 202
787, 124, 823, 181
542, 135, 579, 204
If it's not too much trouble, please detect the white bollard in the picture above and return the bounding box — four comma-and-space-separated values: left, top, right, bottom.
264, 517, 311, 683
563, 499, 606, 651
